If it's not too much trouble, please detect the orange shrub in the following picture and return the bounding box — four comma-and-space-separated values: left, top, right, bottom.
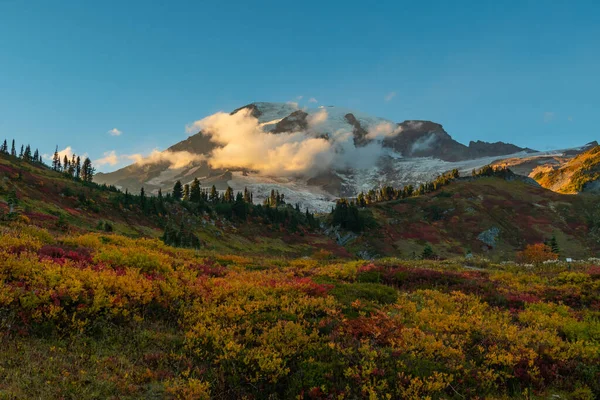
517, 243, 558, 264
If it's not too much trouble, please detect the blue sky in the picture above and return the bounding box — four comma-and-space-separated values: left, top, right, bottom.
1, 0, 598, 171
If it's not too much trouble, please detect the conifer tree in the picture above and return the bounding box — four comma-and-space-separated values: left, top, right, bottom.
172, 180, 183, 201
209, 185, 219, 203
190, 178, 201, 203
183, 184, 190, 201
19, 145, 24, 158
10, 140, 16, 157
52, 147, 61, 171
23, 145, 31, 161
80, 157, 94, 182
0, 139, 7, 154
140, 187, 146, 209
224, 186, 234, 203
75, 156, 81, 178
63, 155, 69, 172
33, 148, 39, 162
243, 187, 252, 203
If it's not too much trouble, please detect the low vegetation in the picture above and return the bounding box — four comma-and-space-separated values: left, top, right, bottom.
0, 223, 599, 399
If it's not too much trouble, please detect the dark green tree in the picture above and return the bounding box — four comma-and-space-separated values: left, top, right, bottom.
190, 178, 202, 203
172, 180, 183, 201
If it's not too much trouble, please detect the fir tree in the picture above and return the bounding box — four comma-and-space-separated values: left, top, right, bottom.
140, 187, 146, 209
33, 148, 39, 162
23, 145, 31, 161
75, 156, 81, 178
183, 184, 190, 201
0, 139, 7, 154
190, 178, 201, 203
172, 180, 183, 201
80, 157, 94, 182
209, 185, 219, 203
10, 140, 16, 157
52, 146, 61, 171
19, 145, 24, 158
224, 186, 234, 203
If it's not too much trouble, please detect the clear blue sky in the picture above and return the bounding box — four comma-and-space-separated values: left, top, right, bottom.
1, 0, 598, 171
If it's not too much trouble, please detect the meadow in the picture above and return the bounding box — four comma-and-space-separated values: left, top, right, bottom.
0, 222, 598, 399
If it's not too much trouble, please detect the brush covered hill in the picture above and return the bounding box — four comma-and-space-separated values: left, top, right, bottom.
531, 145, 600, 193
0, 153, 347, 258
341, 176, 600, 260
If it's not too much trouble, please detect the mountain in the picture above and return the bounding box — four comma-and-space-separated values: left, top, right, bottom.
530, 144, 600, 193
95, 102, 588, 211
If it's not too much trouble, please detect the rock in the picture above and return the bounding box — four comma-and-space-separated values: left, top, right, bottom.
477, 227, 500, 248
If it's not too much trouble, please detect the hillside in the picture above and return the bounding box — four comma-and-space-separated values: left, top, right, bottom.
0, 153, 347, 258
340, 176, 600, 260
531, 145, 600, 193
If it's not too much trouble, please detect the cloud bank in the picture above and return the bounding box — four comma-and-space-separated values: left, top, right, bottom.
184, 107, 405, 177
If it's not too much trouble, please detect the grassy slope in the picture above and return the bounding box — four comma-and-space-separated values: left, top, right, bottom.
532, 145, 600, 193
348, 177, 600, 260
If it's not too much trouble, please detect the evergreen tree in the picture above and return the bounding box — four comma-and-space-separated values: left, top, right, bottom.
421, 244, 435, 259
190, 178, 201, 203
549, 235, 560, 255
63, 155, 69, 172
75, 156, 81, 178
243, 187, 252, 203
10, 140, 16, 157
19, 145, 24, 158
183, 184, 190, 201
0, 139, 7, 154
52, 146, 61, 171
224, 186, 234, 203
33, 148, 39, 162
80, 157, 94, 182
23, 145, 31, 161
140, 187, 146, 209
172, 180, 183, 201
209, 185, 219, 203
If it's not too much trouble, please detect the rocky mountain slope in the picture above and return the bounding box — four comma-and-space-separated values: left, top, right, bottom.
529, 145, 600, 193
95, 102, 591, 211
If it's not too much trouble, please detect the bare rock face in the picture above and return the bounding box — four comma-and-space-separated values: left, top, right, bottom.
231, 103, 262, 119
383, 120, 470, 161
344, 113, 371, 147
272, 110, 309, 133
467, 140, 534, 158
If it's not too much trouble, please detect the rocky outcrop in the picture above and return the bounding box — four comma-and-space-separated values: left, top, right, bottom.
344, 113, 371, 147
272, 110, 309, 133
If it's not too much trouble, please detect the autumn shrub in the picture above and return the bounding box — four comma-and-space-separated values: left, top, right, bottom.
517, 243, 559, 264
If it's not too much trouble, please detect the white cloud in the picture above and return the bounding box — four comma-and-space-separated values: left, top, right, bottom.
307, 108, 328, 127
296, 95, 303, 100
543, 112, 555, 123
384, 91, 396, 102
94, 149, 207, 170
107, 128, 122, 136
308, 97, 318, 103
95, 150, 119, 166
286, 101, 299, 109
366, 122, 403, 140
